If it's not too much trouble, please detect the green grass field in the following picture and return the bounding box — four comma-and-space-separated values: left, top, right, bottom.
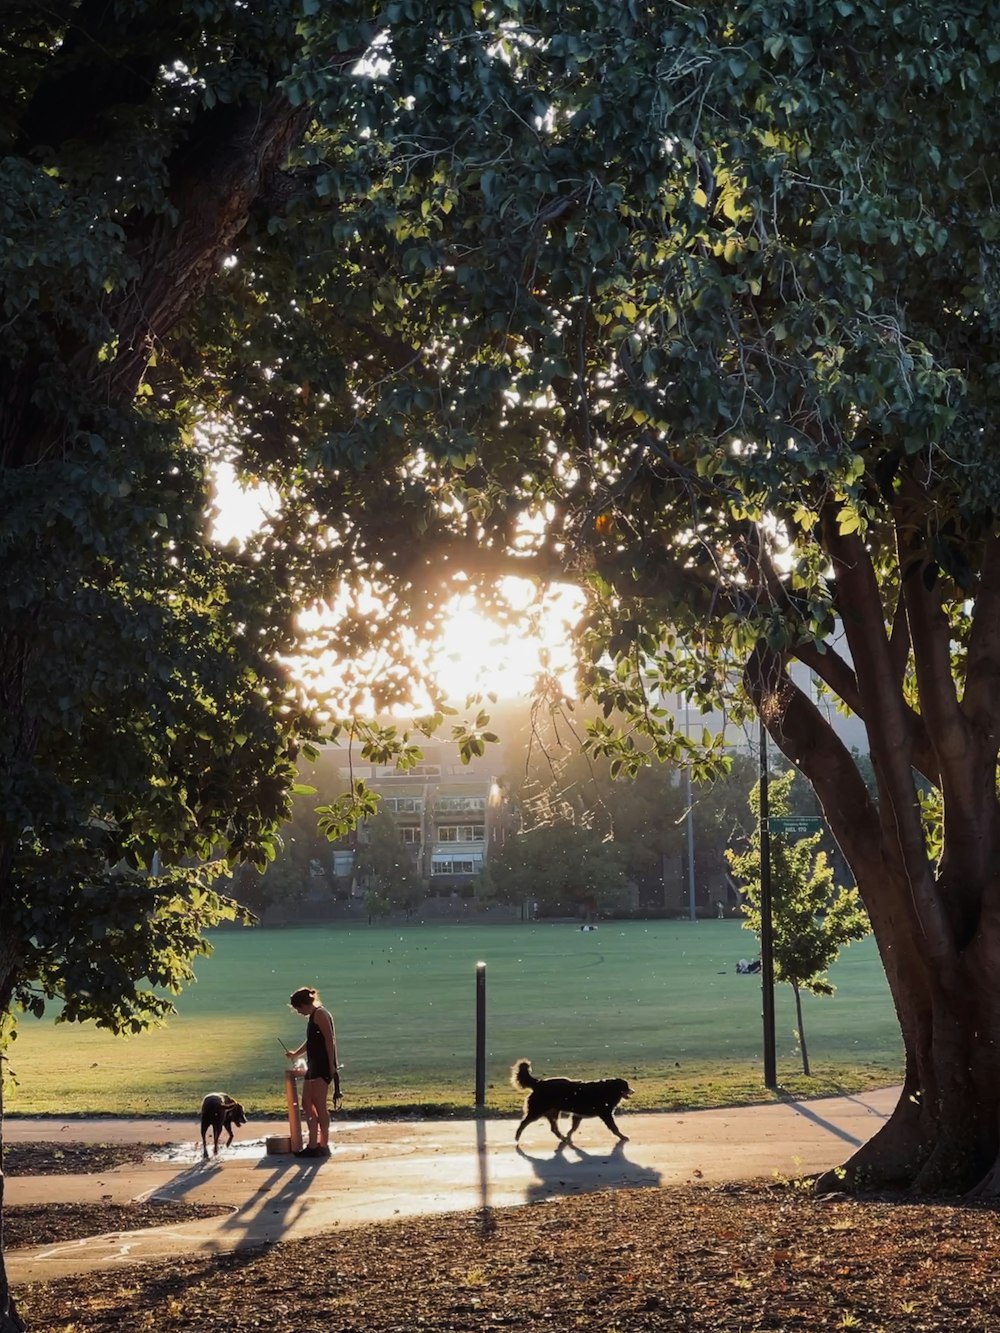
6, 920, 903, 1117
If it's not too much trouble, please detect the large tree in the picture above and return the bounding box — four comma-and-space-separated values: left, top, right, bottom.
0, 4, 480, 1327
286, 2, 1000, 1203
274, 0, 1000, 1201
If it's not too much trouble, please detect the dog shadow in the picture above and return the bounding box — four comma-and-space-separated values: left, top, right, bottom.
515, 1137, 661, 1206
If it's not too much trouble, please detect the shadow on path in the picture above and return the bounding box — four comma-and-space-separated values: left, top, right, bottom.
148, 1151, 332, 1252
516, 1138, 661, 1206
475, 1118, 495, 1237
784, 1101, 866, 1148
214, 1158, 327, 1248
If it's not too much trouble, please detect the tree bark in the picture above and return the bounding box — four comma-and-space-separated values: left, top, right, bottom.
0, 947, 25, 1333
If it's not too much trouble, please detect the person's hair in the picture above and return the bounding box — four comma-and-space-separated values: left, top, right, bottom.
289, 986, 319, 1009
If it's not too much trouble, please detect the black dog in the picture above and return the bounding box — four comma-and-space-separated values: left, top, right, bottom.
511, 1059, 633, 1145
199, 1093, 247, 1157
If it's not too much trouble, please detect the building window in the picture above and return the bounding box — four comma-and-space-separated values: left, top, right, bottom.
438, 825, 485, 842
399, 827, 421, 844
431, 855, 483, 875
438, 796, 486, 812
383, 797, 424, 813
332, 851, 355, 877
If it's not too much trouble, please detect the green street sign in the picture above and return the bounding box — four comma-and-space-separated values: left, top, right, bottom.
768, 815, 823, 838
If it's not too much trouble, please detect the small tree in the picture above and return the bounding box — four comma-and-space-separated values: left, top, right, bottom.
727, 772, 870, 1076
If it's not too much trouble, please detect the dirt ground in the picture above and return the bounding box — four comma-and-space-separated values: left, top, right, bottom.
3, 1142, 231, 1251
7, 1142, 1000, 1332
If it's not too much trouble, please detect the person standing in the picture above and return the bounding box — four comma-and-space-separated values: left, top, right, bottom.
287, 985, 340, 1158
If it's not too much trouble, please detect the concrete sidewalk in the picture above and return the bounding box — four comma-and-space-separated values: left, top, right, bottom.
6, 1087, 899, 1284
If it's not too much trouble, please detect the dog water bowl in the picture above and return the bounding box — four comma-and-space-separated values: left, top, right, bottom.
266, 1134, 292, 1155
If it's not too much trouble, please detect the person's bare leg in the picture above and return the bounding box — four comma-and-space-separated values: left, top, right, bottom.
315, 1085, 331, 1147
302, 1080, 322, 1147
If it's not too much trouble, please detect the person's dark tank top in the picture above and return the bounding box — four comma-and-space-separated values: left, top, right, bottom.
306, 1012, 332, 1080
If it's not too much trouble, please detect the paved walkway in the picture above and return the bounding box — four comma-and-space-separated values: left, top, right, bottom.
6, 1087, 900, 1284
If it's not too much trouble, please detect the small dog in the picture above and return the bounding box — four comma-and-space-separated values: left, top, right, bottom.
199, 1093, 247, 1157
511, 1059, 633, 1145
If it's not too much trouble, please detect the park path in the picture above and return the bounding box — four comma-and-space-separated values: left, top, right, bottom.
6, 1087, 900, 1284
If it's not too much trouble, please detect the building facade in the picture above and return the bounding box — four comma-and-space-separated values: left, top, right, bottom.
326, 740, 517, 895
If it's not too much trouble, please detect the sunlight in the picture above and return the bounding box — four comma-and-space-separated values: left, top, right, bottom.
430, 582, 581, 702
209, 460, 278, 545
208, 462, 581, 707
293, 581, 582, 713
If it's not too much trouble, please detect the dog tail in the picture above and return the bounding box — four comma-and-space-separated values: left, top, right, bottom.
510, 1059, 538, 1091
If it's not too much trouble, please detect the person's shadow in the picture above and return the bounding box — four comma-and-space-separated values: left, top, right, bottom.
145, 1149, 331, 1250
516, 1138, 661, 1206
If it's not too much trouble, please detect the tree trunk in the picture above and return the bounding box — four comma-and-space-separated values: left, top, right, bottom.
747, 630, 1000, 1198
792, 983, 810, 1077
0, 1154, 25, 1333
812, 904, 1000, 1197
0, 959, 25, 1333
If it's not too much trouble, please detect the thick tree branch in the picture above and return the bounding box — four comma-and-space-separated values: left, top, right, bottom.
744, 645, 881, 873
822, 508, 955, 959
896, 510, 997, 903
99, 94, 313, 401
790, 638, 862, 717
898, 535, 972, 773
744, 643, 938, 1061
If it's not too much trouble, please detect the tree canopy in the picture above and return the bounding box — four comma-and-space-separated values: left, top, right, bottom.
485, 820, 631, 917
6, 11, 1000, 1328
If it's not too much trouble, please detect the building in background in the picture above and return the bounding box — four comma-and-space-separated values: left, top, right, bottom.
325, 740, 518, 896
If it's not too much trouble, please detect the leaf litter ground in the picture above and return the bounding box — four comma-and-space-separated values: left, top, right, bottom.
9, 1143, 1000, 1331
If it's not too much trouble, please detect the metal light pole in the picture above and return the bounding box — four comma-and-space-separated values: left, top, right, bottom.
475, 961, 487, 1107
682, 693, 697, 921
684, 765, 697, 921
759, 714, 777, 1089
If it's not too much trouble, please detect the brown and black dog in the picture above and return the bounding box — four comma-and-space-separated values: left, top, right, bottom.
200, 1093, 247, 1157
511, 1059, 633, 1145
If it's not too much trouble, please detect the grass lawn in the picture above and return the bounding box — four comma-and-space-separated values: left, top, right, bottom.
6, 919, 902, 1117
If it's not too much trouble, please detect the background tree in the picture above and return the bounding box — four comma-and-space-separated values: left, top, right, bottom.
232, 775, 348, 917
507, 696, 759, 912
484, 822, 631, 918
726, 772, 870, 1076
354, 811, 424, 917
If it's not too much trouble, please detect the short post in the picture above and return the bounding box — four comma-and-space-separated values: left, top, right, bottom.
284, 1069, 303, 1151
475, 960, 487, 1107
